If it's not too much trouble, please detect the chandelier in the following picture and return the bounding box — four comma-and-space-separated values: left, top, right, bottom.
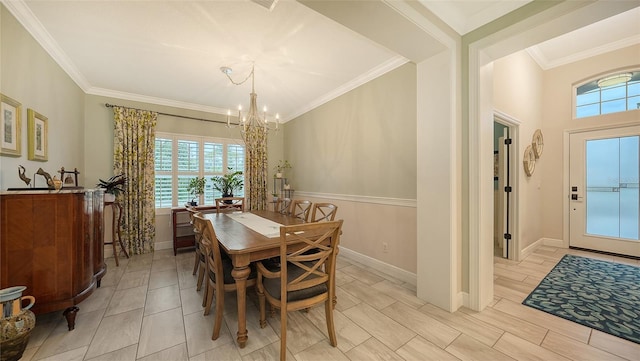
221, 65, 279, 140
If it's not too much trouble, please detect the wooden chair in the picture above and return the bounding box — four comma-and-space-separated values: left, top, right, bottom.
215, 197, 245, 212
289, 199, 312, 222
274, 198, 291, 215
193, 213, 256, 340
186, 207, 206, 291
256, 220, 344, 360
310, 203, 338, 222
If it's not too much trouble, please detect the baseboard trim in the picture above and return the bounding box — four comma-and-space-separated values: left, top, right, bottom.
520, 237, 566, 259
459, 291, 469, 310
542, 238, 565, 248
155, 240, 173, 251
338, 246, 417, 286
520, 239, 543, 259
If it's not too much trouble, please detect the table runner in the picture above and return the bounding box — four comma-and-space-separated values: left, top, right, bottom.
225, 212, 283, 238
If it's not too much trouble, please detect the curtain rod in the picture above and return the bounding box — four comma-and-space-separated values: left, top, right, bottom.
104, 103, 238, 125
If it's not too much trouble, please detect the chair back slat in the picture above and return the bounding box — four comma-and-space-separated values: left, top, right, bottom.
194, 213, 225, 281
279, 220, 343, 301
290, 199, 312, 222
310, 203, 338, 222
215, 197, 245, 212
275, 198, 291, 214
186, 207, 202, 242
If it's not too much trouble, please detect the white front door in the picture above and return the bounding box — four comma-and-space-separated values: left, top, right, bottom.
569, 126, 640, 257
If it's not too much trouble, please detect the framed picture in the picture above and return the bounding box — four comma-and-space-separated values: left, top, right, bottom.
27, 108, 48, 161
1, 93, 22, 157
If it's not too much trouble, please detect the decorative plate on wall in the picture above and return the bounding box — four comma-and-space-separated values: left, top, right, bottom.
523, 145, 536, 176
532, 129, 543, 159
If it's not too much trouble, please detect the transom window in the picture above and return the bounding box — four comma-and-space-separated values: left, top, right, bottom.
154, 132, 245, 210
575, 71, 640, 118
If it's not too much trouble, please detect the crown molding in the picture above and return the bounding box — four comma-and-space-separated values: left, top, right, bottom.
3, 0, 92, 91
4, 0, 405, 121
527, 34, 640, 70
285, 56, 408, 122
87, 87, 229, 116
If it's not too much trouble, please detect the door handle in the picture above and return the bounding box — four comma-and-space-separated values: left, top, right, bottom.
571, 194, 583, 201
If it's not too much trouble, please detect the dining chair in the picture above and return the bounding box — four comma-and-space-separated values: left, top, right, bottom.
193, 213, 257, 340
215, 197, 245, 212
310, 203, 338, 222
289, 199, 312, 221
186, 207, 206, 291
256, 220, 344, 361
274, 198, 291, 215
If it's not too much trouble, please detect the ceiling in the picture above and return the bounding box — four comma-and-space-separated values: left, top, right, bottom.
4, 1, 639, 122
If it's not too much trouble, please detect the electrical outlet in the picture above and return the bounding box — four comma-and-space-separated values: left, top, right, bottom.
383, 242, 388, 253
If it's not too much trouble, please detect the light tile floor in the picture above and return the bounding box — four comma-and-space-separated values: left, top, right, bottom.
18, 246, 640, 360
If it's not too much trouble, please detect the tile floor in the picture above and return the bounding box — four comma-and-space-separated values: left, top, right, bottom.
17, 246, 640, 360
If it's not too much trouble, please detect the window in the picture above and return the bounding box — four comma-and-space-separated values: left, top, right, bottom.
154, 132, 245, 210
575, 71, 639, 118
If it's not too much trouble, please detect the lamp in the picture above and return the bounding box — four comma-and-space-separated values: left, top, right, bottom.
221, 65, 278, 141
597, 72, 632, 88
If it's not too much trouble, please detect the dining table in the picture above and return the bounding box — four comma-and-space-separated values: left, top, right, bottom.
203, 209, 307, 348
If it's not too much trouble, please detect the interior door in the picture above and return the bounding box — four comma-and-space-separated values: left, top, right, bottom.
569, 126, 640, 257
497, 129, 511, 258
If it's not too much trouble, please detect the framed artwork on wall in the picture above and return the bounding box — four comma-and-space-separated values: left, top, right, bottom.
27, 108, 48, 161
532, 129, 544, 159
1, 93, 22, 157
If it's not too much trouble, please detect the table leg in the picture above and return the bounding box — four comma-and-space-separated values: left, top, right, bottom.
231, 256, 251, 348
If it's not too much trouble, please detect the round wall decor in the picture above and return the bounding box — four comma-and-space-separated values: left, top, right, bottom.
532, 129, 543, 159
523, 145, 536, 176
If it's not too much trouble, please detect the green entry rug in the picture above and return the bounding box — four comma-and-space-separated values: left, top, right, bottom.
522, 254, 640, 344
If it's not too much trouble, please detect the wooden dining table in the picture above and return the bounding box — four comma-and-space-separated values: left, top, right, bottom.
203, 209, 306, 348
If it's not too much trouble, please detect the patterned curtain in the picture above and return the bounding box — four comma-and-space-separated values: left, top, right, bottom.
113, 106, 157, 255
243, 126, 268, 210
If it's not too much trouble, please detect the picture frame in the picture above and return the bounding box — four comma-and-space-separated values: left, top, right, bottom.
1, 93, 22, 157
27, 108, 48, 161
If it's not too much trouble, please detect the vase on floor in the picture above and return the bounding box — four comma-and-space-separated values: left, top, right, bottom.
0, 286, 36, 361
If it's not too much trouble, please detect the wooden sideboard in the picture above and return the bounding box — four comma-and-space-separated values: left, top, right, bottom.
0, 189, 106, 330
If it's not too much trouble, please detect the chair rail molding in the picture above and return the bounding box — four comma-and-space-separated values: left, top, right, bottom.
294, 191, 416, 208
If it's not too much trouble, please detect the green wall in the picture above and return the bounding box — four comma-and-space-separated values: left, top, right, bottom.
283, 63, 417, 198
0, 4, 85, 189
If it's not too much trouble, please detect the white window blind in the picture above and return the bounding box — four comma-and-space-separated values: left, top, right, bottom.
154, 132, 245, 210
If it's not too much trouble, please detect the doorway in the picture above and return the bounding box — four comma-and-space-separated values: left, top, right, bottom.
494, 114, 518, 259
569, 125, 640, 257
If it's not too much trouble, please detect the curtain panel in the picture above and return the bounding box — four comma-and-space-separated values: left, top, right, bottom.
243, 126, 268, 210
113, 106, 157, 255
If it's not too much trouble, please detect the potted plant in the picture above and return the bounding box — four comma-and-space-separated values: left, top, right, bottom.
273, 160, 291, 178
187, 177, 206, 206
211, 167, 243, 202
271, 192, 279, 202
97, 174, 126, 202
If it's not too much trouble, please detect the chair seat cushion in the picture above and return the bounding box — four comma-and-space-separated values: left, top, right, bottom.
209, 258, 256, 285
262, 262, 327, 302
